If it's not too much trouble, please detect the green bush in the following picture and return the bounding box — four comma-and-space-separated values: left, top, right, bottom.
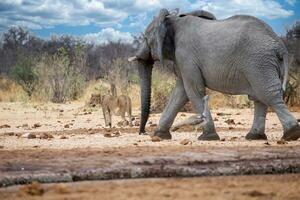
11, 55, 37, 97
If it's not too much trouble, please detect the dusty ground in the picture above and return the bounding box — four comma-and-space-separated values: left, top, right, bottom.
0, 102, 300, 199
1, 102, 300, 150
0, 174, 300, 200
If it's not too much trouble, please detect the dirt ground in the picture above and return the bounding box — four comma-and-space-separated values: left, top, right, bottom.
0, 174, 300, 200
1, 102, 300, 199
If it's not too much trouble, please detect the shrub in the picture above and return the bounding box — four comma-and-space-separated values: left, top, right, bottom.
11, 55, 37, 97
33, 47, 86, 103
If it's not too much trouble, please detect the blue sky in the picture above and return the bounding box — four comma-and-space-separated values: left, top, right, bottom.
0, 0, 299, 44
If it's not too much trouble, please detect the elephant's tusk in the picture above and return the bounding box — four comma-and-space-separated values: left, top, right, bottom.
128, 56, 138, 62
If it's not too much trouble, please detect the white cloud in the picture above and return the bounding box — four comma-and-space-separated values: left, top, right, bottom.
191, 0, 294, 19
83, 28, 134, 44
285, 0, 296, 6
0, 0, 295, 33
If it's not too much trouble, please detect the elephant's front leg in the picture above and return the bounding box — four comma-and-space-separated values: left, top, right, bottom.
180, 65, 219, 141
153, 79, 189, 139
245, 100, 268, 140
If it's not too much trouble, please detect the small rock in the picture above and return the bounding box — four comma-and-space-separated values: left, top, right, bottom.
133, 143, 138, 146
151, 136, 162, 142
236, 112, 241, 115
39, 133, 54, 139
180, 113, 186, 117
4, 132, 14, 136
21, 133, 36, 139
64, 124, 70, 128
104, 133, 112, 138
264, 142, 270, 146
220, 138, 225, 141
148, 121, 153, 125
229, 126, 234, 130
217, 112, 230, 116
59, 109, 64, 113
180, 139, 192, 145
297, 119, 300, 122
277, 139, 287, 145
60, 135, 68, 139
134, 121, 140, 126
0, 124, 10, 129
32, 123, 41, 128
112, 131, 121, 137
0, 146, 4, 149
213, 118, 218, 121
225, 119, 235, 125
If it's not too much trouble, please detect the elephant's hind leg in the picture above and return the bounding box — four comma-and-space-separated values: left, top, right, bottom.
247, 66, 300, 141
245, 100, 268, 140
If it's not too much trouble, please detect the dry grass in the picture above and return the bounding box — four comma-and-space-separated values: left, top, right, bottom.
0, 76, 28, 102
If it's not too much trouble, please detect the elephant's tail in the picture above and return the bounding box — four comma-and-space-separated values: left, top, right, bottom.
281, 52, 289, 92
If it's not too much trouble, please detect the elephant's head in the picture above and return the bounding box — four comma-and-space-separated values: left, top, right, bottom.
128, 9, 216, 134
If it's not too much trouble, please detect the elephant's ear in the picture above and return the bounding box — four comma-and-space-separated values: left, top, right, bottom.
156, 9, 169, 65
179, 10, 216, 20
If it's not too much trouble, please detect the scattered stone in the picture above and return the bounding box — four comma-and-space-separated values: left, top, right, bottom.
180, 139, 192, 145
33, 145, 40, 148
32, 123, 42, 128
277, 139, 287, 145
225, 119, 235, 125
264, 142, 270, 146
151, 136, 162, 142
133, 143, 138, 146
20, 182, 44, 196
229, 136, 238, 141
64, 124, 70, 128
134, 120, 140, 126
21, 133, 36, 139
217, 112, 230, 116
243, 190, 266, 197
39, 133, 54, 139
220, 138, 225, 141
0, 124, 10, 128
112, 131, 121, 137
3, 132, 15, 136
104, 133, 112, 138
229, 127, 234, 130
59, 109, 64, 113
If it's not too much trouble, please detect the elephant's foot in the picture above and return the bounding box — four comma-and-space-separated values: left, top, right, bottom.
245, 131, 267, 140
198, 132, 220, 141
282, 124, 300, 141
152, 129, 172, 140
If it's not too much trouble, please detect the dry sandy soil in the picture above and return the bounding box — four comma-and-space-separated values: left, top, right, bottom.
0, 102, 300, 199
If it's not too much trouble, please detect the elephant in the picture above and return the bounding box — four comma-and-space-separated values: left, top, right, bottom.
128, 9, 300, 141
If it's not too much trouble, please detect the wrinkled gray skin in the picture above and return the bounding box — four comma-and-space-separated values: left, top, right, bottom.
129, 9, 300, 141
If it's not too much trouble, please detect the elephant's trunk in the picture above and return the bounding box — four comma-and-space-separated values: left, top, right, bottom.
138, 61, 153, 134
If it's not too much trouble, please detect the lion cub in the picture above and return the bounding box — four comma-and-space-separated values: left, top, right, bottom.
89, 93, 133, 127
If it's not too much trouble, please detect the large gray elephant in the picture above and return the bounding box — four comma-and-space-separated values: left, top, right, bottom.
128, 9, 300, 141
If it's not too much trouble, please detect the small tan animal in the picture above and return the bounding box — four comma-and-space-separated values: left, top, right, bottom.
89, 94, 133, 127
